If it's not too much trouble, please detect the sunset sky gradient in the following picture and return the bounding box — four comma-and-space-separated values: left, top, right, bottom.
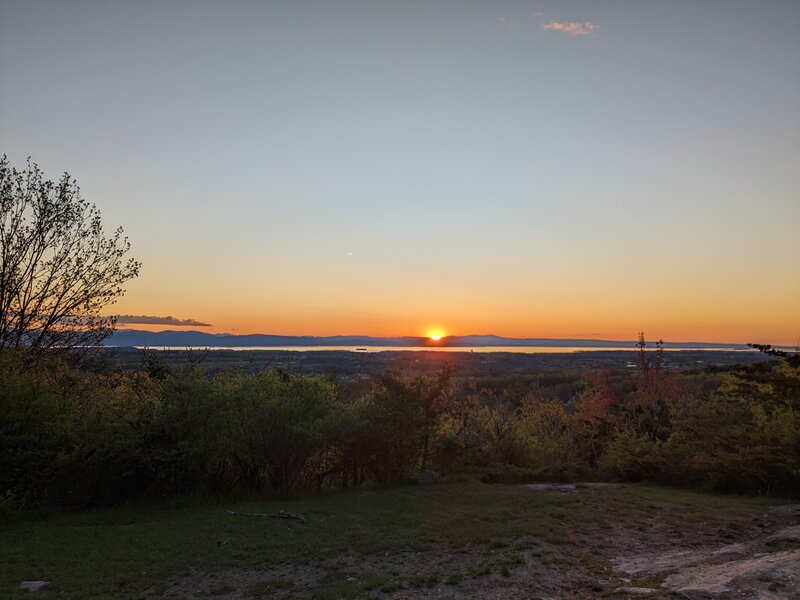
1, 1, 798, 344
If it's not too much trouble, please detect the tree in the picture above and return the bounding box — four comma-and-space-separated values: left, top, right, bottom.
0, 155, 140, 360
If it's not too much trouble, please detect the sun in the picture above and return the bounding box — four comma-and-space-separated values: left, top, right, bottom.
426, 327, 446, 341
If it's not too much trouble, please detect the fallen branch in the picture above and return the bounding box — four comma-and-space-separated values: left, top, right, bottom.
226, 510, 306, 523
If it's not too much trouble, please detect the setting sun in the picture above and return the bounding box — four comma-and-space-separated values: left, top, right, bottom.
430, 332, 442, 341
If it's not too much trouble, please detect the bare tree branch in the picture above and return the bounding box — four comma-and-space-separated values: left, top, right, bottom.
0, 155, 141, 364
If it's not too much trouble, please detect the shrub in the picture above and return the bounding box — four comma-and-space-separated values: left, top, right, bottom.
599, 428, 664, 482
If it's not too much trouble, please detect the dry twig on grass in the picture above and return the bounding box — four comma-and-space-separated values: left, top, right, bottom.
226, 510, 306, 523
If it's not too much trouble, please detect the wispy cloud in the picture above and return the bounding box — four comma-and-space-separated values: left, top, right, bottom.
540, 20, 598, 37
115, 315, 212, 327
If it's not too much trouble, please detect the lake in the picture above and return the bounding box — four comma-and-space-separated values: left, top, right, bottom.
131, 345, 755, 354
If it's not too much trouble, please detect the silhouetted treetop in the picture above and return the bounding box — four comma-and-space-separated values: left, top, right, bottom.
0, 155, 140, 360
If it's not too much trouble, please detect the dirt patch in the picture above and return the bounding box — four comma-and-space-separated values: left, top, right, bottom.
611, 504, 800, 599
662, 550, 800, 597
143, 489, 800, 600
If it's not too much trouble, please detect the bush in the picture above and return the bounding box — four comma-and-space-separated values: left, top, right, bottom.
350, 373, 434, 484
599, 429, 664, 482
0, 353, 142, 506
221, 371, 339, 493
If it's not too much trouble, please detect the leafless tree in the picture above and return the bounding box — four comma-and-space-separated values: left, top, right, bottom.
0, 155, 140, 361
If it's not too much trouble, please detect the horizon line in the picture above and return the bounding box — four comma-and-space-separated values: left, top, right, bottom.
109, 329, 775, 347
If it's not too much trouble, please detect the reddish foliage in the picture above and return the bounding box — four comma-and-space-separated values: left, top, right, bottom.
576, 370, 617, 425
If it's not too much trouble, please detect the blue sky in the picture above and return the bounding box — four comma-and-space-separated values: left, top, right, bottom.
1, 1, 798, 342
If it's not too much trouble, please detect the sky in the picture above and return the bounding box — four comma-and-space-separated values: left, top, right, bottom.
1, 0, 798, 344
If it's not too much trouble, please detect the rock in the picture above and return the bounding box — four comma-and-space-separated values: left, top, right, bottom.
661, 549, 800, 596
767, 505, 800, 516
523, 482, 614, 492
20, 581, 49, 592
613, 549, 710, 575
523, 483, 576, 492
710, 543, 747, 556
768, 525, 800, 542
613, 587, 658, 595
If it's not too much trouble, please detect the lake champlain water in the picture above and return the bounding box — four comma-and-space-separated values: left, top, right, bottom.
130, 345, 754, 354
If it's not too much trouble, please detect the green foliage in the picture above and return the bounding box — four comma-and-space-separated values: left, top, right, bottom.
434, 385, 494, 475
0, 352, 142, 506
352, 371, 447, 483
0, 352, 65, 504
599, 350, 800, 495
220, 370, 339, 492
517, 397, 584, 479
598, 429, 664, 482
659, 363, 800, 495
1, 341, 798, 508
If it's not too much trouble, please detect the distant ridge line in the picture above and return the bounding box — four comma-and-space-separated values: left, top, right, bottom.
106, 330, 752, 349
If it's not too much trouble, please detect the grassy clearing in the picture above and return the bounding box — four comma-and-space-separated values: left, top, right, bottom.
0, 481, 780, 599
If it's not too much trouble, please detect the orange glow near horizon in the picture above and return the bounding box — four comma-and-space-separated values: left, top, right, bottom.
108, 271, 800, 346
109, 315, 800, 347
97, 209, 800, 348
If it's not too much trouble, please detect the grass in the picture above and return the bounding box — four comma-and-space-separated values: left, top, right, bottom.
0, 481, 780, 599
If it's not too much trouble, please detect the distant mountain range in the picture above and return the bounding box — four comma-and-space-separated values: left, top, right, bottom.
106, 330, 750, 350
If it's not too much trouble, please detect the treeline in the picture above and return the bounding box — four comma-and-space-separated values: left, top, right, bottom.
1, 345, 798, 508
